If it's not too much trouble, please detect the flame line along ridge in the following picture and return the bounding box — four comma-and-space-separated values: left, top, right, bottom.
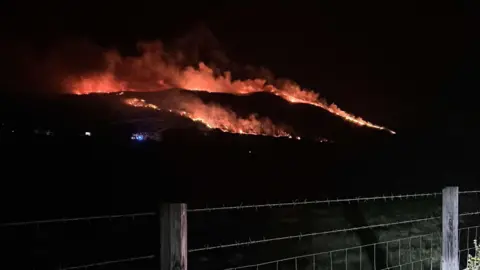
124, 97, 301, 139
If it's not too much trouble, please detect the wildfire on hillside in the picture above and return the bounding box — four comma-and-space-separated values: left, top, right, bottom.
124, 97, 295, 138
64, 41, 395, 135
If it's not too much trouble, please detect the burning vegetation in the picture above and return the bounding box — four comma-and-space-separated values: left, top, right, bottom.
63, 41, 395, 137
124, 97, 293, 138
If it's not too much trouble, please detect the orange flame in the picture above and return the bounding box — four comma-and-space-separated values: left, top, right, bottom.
68, 73, 127, 94
124, 98, 294, 138
64, 41, 395, 134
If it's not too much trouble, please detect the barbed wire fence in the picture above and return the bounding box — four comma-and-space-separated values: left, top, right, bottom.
222, 233, 440, 270
0, 188, 479, 270
186, 192, 443, 270
186, 188, 480, 270
186, 192, 443, 213
457, 190, 480, 270
0, 212, 156, 228
0, 212, 158, 269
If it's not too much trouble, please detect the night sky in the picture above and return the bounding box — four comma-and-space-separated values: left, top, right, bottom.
0, 1, 476, 136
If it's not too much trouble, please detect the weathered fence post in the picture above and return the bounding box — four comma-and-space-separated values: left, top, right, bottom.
160, 203, 187, 270
442, 186, 459, 270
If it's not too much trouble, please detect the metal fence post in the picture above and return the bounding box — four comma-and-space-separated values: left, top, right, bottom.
160, 203, 187, 270
442, 186, 459, 270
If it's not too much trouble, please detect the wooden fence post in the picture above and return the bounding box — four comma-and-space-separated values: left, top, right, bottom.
160, 203, 187, 270
442, 186, 459, 270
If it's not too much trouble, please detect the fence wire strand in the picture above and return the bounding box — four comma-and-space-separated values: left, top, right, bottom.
1, 206, 474, 229
459, 190, 480, 195
224, 233, 438, 270
460, 211, 480, 217
188, 192, 442, 212
189, 215, 440, 252
0, 212, 156, 227
59, 255, 155, 269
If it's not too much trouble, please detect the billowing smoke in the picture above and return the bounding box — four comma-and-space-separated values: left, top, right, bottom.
0, 25, 235, 93
62, 37, 277, 96
0, 38, 108, 94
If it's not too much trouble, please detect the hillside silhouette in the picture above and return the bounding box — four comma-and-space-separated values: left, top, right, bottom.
1, 89, 393, 142
0, 89, 464, 213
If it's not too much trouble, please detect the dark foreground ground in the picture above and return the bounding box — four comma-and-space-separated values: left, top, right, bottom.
1, 132, 478, 269
1, 130, 474, 209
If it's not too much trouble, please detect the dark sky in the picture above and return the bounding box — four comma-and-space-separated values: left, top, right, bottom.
0, 1, 476, 135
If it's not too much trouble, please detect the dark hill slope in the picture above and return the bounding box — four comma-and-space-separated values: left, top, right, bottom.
1, 89, 475, 216
1, 89, 393, 142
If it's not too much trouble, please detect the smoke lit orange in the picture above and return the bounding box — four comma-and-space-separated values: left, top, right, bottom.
64, 41, 395, 134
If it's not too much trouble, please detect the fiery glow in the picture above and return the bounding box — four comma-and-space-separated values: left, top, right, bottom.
68, 74, 127, 95
124, 98, 293, 138
64, 41, 395, 134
